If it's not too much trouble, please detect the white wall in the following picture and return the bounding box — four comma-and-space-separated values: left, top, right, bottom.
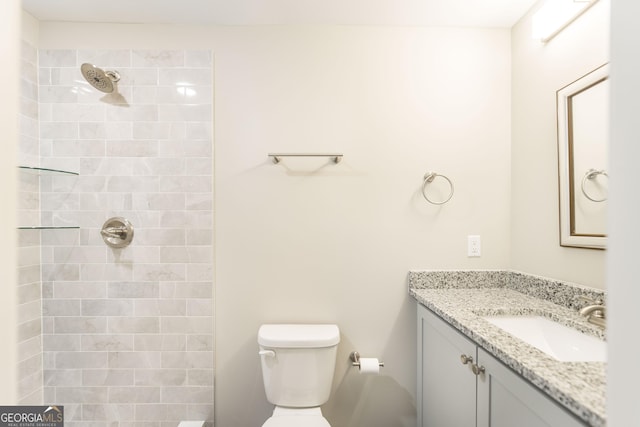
0, 0, 20, 405
35, 23, 512, 426
510, 0, 609, 289
608, 0, 640, 424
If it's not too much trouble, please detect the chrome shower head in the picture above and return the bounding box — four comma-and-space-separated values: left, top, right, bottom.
80, 63, 121, 94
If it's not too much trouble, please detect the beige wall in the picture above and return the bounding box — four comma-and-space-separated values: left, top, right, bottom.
510, 0, 609, 289
608, 0, 640, 423
0, 0, 20, 405
35, 23, 512, 426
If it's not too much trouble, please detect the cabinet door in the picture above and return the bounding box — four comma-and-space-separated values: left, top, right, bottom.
418, 304, 477, 427
476, 348, 585, 427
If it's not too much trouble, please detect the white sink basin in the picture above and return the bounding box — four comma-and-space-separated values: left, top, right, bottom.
483, 315, 606, 362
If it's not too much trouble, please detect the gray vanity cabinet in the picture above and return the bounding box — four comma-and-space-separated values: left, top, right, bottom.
417, 304, 477, 426
417, 303, 585, 427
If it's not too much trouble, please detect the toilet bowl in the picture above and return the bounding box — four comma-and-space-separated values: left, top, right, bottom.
258, 324, 340, 427
261, 407, 330, 427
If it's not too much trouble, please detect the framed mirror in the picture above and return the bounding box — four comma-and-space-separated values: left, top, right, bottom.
557, 63, 609, 249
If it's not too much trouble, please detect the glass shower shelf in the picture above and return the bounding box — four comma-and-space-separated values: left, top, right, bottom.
18, 166, 79, 176
17, 226, 80, 230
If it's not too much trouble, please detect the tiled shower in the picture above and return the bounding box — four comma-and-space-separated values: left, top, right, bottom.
18, 45, 214, 426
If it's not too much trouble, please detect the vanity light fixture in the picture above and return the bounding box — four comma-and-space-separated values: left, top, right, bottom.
532, 0, 600, 43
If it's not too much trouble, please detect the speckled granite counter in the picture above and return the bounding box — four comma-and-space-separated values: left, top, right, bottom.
409, 270, 606, 427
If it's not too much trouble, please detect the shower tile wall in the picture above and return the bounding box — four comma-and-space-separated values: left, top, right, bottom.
38, 49, 214, 426
17, 39, 44, 405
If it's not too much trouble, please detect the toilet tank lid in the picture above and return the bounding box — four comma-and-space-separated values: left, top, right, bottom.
258, 324, 340, 348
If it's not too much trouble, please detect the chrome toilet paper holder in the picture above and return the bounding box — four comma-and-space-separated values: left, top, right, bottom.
350, 351, 384, 368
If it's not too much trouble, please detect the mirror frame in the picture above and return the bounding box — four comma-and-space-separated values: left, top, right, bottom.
557, 63, 609, 250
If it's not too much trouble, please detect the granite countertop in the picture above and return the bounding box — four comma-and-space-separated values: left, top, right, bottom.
408, 270, 606, 427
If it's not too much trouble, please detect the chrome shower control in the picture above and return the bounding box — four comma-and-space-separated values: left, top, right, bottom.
101, 217, 134, 248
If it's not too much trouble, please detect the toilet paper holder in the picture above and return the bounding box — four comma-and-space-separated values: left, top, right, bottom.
350, 351, 384, 368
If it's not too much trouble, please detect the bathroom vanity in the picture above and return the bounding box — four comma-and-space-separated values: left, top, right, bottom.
409, 270, 606, 427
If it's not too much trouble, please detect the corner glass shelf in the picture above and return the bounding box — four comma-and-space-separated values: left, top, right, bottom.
17, 226, 80, 230
18, 166, 79, 176
17, 165, 79, 230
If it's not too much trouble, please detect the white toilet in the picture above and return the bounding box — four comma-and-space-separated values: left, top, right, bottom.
258, 324, 340, 427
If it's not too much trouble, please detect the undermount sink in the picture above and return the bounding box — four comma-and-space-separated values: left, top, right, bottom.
483, 315, 606, 362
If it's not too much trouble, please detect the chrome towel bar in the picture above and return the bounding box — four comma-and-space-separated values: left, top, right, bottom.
268, 153, 343, 164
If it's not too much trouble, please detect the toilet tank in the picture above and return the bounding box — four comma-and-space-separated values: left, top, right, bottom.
258, 324, 340, 408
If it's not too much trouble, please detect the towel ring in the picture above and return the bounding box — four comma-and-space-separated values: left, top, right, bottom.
422, 172, 454, 205
581, 169, 608, 202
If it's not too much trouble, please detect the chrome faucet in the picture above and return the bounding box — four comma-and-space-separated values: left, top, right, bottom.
579, 296, 606, 328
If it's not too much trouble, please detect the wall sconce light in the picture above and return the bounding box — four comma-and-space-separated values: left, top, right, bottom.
532, 0, 600, 43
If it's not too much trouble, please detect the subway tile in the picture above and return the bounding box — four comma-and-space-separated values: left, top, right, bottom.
134, 229, 185, 246
81, 263, 134, 282
134, 334, 186, 352
158, 176, 212, 193
53, 282, 107, 299
39, 50, 77, 67
132, 122, 172, 140
134, 403, 170, 421
78, 49, 132, 68
161, 352, 213, 369
19, 299, 43, 324
160, 386, 213, 404
133, 264, 186, 282
108, 386, 161, 404
82, 369, 135, 386
107, 140, 159, 158
163, 282, 212, 299
122, 68, 160, 86
184, 51, 211, 67
43, 334, 81, 351
54, 246, 106, 264
132, 193, 185, 211
44, 369, 82, 386
52, 103, 106, 122
43, 299, 82, 316
106, 247, 160, 264
132, 158, 186, 176
132, 50, 184, 68
106, 105, 158, 122
187, 369, 213, 386
158, 104, 212, 122
82, 334, 134, 351
185, 193, 213, 211
18, 335, 43, 361
135, 369, 187, 387
108, 351, 161, 369
82, 299, 133, 316
186, 299, 213, 317
185, 229, 212, 246
56, 386, 108, 403
56, 352, 108, 369
81, 403, 135, 421
54, 140, 106, 157
158, 139, 211, 157
108, 317, 160, 334
17, 318, 41, 342
134, 300, 186, 316
108, 282, 160, 299
185, 158, 212, 176
54, 317, 107, 334
42, 263, 80, 281
187, 264, 213, 282
186, 334, 213, 352
40, 122, 78, 139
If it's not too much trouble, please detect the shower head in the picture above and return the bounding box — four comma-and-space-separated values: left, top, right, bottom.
80, 63, 121, 94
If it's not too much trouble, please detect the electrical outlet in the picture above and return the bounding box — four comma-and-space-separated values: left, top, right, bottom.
468, 235, 481, 257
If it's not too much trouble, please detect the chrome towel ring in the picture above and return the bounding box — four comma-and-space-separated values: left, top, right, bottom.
422, 171, 454, 205
581, 169, 608, 202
